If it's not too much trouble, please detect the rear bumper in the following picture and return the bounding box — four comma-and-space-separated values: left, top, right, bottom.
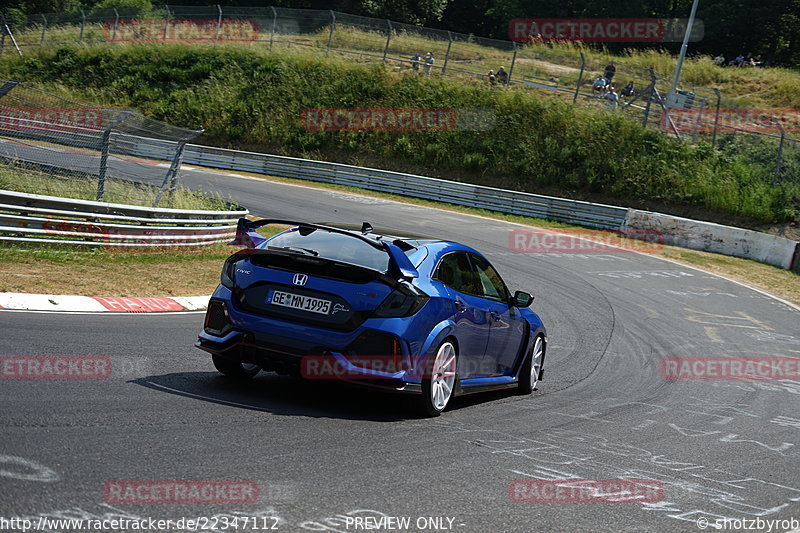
196, 329, 422, 394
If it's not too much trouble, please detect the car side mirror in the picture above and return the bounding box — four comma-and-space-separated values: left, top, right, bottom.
513, 290, 534, 307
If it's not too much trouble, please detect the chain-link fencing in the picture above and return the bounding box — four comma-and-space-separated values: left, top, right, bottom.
0, 79, 203, 207
0, 6, 793, 188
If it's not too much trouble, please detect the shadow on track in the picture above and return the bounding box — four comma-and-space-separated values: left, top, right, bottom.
130, 371, 525, 421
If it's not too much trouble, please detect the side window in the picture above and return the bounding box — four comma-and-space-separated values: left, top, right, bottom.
435, 253, 481, 296
469, 253, 508, 301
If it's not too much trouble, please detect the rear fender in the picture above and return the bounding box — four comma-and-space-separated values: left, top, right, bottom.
411, 319, 456, 379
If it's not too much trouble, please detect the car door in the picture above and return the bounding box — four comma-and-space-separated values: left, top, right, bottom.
468, 253, 527, 376
432, 252, 493, 378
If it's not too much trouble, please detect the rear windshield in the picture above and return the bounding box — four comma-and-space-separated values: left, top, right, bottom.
266, 229, 412, 272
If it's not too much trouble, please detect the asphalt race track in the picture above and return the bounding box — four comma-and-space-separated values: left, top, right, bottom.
2, 156, 800, 532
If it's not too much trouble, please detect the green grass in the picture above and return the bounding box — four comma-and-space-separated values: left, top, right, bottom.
0, 43, 797, 224
8, 16, 800, 108
0, 162, 229, 210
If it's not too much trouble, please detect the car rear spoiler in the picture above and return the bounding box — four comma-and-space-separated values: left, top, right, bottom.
229, 218, 420, 280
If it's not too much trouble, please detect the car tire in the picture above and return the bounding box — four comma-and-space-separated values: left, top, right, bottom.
212, 355, 261, 380
419, 340, 458, 417
517, 335, 544, 395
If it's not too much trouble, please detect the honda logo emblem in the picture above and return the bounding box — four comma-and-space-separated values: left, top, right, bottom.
292, 273, 308, 286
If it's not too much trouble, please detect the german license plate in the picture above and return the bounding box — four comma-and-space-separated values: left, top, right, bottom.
269, 290, 331, 315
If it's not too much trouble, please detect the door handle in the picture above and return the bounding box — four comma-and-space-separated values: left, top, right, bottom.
490, 311, 501, 321
454, 300, 467, 311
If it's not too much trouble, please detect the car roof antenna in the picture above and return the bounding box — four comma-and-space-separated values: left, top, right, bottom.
361, 222, 374, 234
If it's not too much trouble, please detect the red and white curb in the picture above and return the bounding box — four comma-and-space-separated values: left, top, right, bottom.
0, 293, 209, 313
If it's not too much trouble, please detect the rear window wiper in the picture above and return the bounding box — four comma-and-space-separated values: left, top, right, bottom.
267, 246, 319, 256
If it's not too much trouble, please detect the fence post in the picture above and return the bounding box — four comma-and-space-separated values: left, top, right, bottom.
40, 14, 47, 46
382, 20, 391, 62
96, 111, 130, 201
1, 16, 22, 56
215, 4, 222, 40
327, 10, 335, 49
269, 6, 277, 50
507, 41, 517, 84
642, 67, 656, 127
154, 141, 187, 207
0, 80, 20, 99
441, 31, 453, 73
111, 8, 119, 41
96, 128, 112, 201
163, 5, 171, 40
573, 51, 585, 103
773, 122, 786, 186
79, 9, 86, 41
711, 88, 721, 149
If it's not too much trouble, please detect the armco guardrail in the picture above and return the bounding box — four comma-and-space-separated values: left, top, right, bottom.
0, 189, 248, 247
116, 136, 630, 230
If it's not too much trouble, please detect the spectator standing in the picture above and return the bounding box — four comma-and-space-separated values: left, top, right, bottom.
604, 87, 619, 111
496, 66, 509, 85
424, 52, 435, 75
603, 62, 616, 83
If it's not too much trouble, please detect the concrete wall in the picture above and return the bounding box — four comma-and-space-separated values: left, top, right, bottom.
623, 209, 800, 271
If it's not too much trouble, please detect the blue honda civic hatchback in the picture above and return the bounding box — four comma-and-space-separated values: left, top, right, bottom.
196, 219, 547, 416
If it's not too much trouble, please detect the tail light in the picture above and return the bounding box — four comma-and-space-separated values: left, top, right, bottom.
373, 283, 429, 318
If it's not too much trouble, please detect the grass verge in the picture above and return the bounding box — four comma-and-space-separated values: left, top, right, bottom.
0, 163, 229, 210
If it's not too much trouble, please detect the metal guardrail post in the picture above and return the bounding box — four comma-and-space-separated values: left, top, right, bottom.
441, 32, 452, 73
215, 5, 222, 40
327, 10, 335, 49
79, 10, 86, 41
269, 6, 277, 50
111, 8, 119, 41
164, 5, 171, 40
154, 140, 187, 207
40, 15, 47, 46
573, 52, 585, 103
711, 88, 721, 149
382, 20, 391, 61
507, 42, 517, 84
773, 122, 786, 186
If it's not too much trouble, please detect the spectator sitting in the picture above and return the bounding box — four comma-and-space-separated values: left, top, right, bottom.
592, 75, 607, 95
714, 53, 725, 66
410, 53, 421, 71
604, 87, 619, 111
487, 70, 497, 85
620, 81, 635, 98
496, 66, 509, 84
